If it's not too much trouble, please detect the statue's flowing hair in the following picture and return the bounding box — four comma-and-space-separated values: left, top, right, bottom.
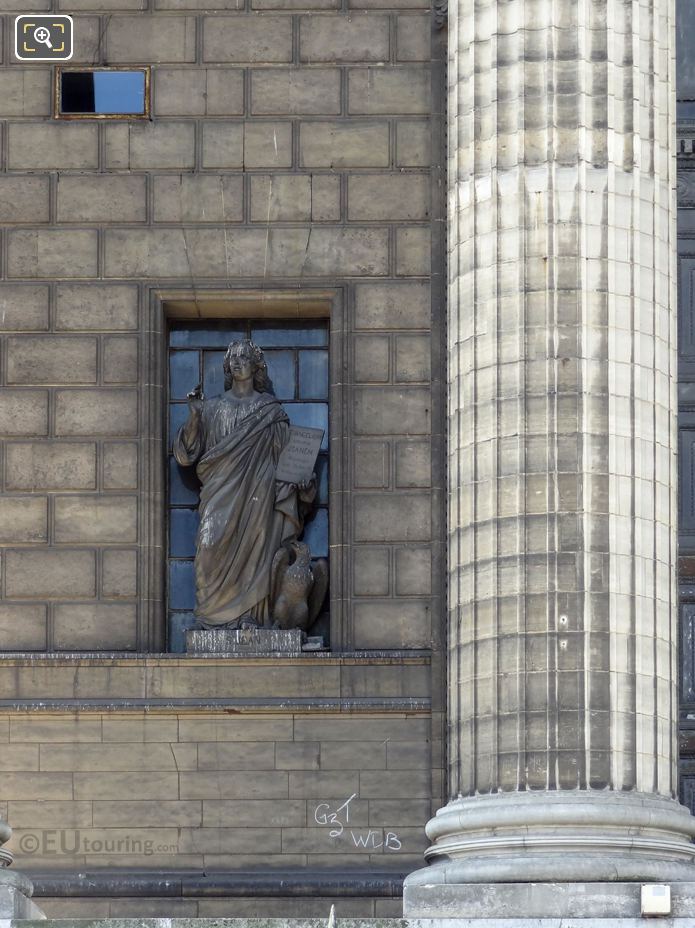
223, 339, 272, 393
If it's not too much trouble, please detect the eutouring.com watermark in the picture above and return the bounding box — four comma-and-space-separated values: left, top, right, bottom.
17, 831, 179, 857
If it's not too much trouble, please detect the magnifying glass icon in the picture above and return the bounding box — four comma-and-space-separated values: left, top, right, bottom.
33, 25, 52, 48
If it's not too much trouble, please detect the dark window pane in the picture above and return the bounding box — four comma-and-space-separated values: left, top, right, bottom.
284, 402, 328, 450
303, 508, 328, 558
169, 560, 196, 610
683, 603, 695, 703
265, 350, 296, 399
203, 350, 226, 397
170, 508, 199, 558
169, 456, 200, 506
316, 454, 329, 505
251, 323, 328, 348
61, 70, 146, 115
170, 327, 244, 348
310, 605, 329, 639
168, 611, 197, 653
169, 404, 189, 449
299, 350, 328, 399
678, 0, 695, 100
170, 350, 200, 400
61, 72, 94, 113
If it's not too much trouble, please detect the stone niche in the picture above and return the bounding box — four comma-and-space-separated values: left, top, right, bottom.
156, 291, 339, 655
166, 311, 330, 654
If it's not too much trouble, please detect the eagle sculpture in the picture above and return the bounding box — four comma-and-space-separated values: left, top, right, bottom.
270, 540, 328, 632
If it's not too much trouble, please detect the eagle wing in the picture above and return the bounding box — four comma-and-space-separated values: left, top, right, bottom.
270, 545, 290, 609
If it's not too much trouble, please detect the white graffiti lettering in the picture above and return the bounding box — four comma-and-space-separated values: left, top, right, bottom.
312, 796, 402, 852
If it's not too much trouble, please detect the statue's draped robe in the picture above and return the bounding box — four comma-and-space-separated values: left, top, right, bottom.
173, 392, 300, 627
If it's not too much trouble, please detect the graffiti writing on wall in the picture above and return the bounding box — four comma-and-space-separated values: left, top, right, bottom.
313, 793, 402, 850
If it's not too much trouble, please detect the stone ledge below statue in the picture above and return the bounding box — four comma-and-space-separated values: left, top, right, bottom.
186, 627, 312, 655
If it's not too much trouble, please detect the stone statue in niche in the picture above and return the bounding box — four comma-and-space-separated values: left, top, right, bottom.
173, 339, 328, 632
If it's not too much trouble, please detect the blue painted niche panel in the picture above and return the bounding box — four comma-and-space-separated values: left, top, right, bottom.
167, 320, 329, 651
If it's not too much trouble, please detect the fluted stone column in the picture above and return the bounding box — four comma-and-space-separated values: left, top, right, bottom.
406, 0, 695, 906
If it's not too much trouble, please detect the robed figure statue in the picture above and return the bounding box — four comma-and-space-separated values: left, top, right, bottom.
173, 339, 324, 629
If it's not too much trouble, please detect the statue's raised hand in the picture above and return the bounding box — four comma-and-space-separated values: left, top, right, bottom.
187, 383, 204, 416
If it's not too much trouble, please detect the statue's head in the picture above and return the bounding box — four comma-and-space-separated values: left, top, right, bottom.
223, 339, 271, 393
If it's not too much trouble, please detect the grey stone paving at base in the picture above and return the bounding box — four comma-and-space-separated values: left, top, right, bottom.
11, 919, 695, 928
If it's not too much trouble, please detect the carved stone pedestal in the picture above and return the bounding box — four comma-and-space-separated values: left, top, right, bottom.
185, 627, 305, 655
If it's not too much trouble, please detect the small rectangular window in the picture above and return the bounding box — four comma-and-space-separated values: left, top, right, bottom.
56, 67, 150, 118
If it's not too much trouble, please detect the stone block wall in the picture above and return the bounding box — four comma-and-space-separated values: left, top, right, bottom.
0, 0, 441, 654
0, 0, 443, 911
0, 287, 140, 649
0, 647, 441, 915
36, 897, 406, 918
2, 710, 430, 874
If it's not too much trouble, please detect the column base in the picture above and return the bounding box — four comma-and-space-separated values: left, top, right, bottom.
403, 790, 695, 915
404, 881, 695, 919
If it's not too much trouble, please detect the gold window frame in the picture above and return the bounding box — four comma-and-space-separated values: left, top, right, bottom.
54, 65, 151, 120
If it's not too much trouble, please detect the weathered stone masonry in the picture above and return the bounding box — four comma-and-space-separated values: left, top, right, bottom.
0, 4, 438, 654
0, 0, 445, 913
